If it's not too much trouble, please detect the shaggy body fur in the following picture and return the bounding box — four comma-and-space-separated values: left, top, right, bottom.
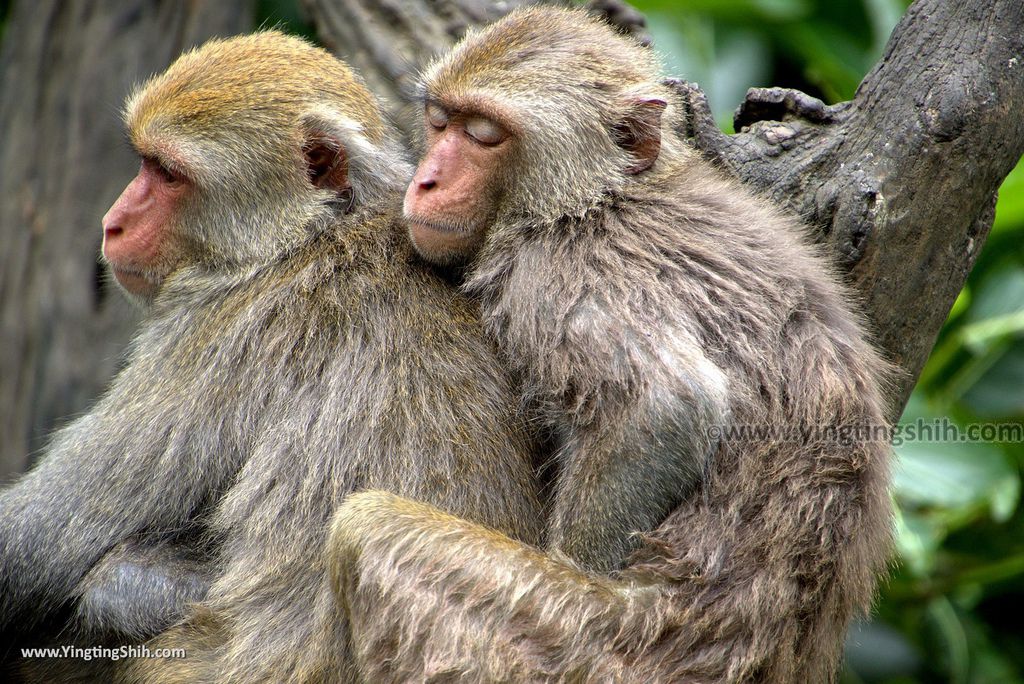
0, 33, 542, 683
333, 8, 894, 683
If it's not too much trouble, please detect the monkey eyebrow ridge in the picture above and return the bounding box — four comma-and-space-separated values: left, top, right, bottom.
421, 92, 521, 136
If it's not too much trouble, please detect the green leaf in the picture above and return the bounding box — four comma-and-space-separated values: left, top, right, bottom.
630, 0, 811, 22
947, 285, 971, 322
963, 344, 1024, 418
961, 312, 1024, 352
966, 267, 1024, 325
779, 23, 871, 101
895, 508, 943, 576
927, 598, 970, 684
894, 436, 1017, 515
993, 159, 1024, 235
862, 0, 906, 51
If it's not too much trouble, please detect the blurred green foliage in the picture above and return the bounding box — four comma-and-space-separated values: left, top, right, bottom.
630, 0, 1024, 681
0, 0, 11, 45
256, 0, 316, 42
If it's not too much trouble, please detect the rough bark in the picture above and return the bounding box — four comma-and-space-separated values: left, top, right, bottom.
307, 0, 1024, 416
0, 0, 252, 480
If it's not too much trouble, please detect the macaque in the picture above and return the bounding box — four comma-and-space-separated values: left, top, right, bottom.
0, 31, 542, 683
332, 7, 894, 683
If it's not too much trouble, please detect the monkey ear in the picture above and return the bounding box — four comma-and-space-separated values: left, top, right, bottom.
613, 97, 667, 175
302, 133, 350, 193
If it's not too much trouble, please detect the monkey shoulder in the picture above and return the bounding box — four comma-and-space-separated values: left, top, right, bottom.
484, 181, 879, 424
618, 177, 866, 336
267, 217, 517, 414
628, 175, 890, 409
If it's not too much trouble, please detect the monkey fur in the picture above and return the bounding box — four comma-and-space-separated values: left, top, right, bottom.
334, 7, 894, 683
0, 31, 543, 683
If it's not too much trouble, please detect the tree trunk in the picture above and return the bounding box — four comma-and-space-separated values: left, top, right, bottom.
1, 0, 1021, 479
0, 0, 252, 480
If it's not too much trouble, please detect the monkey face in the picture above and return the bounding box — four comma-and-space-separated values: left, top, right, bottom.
100, 31, 408, 307
101, 155, 190, 303
403, 101, 510, 267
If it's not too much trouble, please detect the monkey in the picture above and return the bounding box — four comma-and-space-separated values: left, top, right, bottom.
328, 7, 894, 683
0, 31, 544, 683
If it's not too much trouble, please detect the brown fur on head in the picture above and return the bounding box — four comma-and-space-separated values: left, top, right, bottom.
404, 7, 679, 266
105, 31, 409, 303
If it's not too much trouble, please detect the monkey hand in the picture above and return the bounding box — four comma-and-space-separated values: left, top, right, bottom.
74, 539, 212, 641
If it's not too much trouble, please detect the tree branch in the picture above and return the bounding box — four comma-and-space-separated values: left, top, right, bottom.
675, 0, 1024, 412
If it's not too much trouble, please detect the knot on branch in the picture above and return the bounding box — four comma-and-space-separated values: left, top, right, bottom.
922, 74, 974, 142
734, 87, 841, 130
814, 173, 886, 268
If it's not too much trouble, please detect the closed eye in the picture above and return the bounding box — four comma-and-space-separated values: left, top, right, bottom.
464, 116, 507, 146
426, 102, 449, 130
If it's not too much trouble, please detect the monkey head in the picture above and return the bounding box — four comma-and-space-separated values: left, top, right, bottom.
404, 7, 677, 267
101, 31, 407, 304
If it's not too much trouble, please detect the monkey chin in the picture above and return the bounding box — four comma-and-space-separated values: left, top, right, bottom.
108, 265, 160, 306
406, 219, 482, 267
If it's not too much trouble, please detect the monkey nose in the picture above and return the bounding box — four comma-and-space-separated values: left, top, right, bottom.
102, 205, 124, 236
418, 179, 437, 192
103, 223, 125, 247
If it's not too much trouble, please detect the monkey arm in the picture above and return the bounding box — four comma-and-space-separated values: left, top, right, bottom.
548, 336, 731, 574
329, 490, 641, 683
335, 437, 889, 683
549, 403, 725, 574
0, 354, 242, 635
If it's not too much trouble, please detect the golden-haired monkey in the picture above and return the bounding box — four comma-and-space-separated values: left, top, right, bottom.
0, 31, 542, 683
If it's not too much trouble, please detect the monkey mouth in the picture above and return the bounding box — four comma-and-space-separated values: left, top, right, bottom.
106, 260, 149, 280
404, 215, 473, 235
405, 215, 484, 265
107, 263, 161, 298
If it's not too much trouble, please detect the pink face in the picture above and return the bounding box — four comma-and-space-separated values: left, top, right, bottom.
101, 157, 189, 300
403, 103, 510, 266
